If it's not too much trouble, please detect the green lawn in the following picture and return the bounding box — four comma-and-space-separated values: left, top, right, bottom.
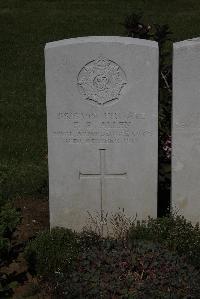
1, 0, 200, 199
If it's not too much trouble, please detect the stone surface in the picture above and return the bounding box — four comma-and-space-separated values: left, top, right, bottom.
172, 38, 200, 223
45, 36, 158, 231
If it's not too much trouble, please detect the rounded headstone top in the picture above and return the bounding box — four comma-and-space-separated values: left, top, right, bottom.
174, 37, 200, 49
45, 36, 158, 49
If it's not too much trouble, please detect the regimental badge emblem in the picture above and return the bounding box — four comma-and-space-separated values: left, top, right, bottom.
77, 56, 127, 106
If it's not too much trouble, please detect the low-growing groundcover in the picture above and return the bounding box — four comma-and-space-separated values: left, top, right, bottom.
0, 201, 20, 261
25, 218, 200, 299
0, 199, 21, 296
53, 240, 200, 298
0, 198, 49, 298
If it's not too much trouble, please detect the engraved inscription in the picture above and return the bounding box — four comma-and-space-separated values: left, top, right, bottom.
77, 56, 127, 106
53, 110, 152, 144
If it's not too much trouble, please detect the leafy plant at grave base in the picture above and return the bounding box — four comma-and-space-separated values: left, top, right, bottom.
24, 216, 200, 298
0, 199, 21, 297
0, 200, 20, 261
84, 208, 135, 239
52, 238, 200, 298
24, 227, 80, 276
128, 214, 200, 269
109, 208, 136, 240
123, 12, 172, 215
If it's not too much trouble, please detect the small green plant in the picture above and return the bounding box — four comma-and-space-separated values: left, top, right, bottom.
24, 227, 79, 276
0, 201, 20, 261
128, 214, 200, 268
109, 208, 136, 240
84, 208, 135, 239
0, 199, 21, 298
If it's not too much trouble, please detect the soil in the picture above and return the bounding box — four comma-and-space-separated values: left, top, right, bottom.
14, 197, 49, 241
0, 197, 51, 298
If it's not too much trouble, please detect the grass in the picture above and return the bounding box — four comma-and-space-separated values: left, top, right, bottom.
1, 0, 200, 199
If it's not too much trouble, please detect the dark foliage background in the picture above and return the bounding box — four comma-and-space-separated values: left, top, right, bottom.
123, 13, 172, 216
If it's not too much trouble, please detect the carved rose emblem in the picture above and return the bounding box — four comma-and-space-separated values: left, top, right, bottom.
77, 56, 127, 106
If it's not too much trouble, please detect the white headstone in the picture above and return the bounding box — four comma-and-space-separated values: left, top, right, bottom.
172, 38, 200, 223
45, 36, 158, 231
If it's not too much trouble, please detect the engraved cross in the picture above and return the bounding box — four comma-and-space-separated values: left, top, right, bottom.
79, 149, 127, 223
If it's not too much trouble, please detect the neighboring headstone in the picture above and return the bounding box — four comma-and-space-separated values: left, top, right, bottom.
172, 38, 200, 223
45, 36, 158, 231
